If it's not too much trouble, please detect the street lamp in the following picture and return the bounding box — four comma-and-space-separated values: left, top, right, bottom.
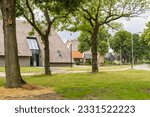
131, 36, 134, 69
131, 32, 141, 69
70, 33, 73, 68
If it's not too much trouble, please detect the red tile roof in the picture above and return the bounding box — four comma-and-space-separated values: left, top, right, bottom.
72, 51, 83, 58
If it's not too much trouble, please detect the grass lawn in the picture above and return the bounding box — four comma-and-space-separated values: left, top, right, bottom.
0, 70, 150, 100
0, 67, 44, 73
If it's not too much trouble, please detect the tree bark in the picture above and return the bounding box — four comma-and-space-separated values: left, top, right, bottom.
1, 0, 26, 88
44, 36, 51, 75
91, 26, 99, 73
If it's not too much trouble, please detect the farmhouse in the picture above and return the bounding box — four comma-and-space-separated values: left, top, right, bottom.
0, 20, 71, 67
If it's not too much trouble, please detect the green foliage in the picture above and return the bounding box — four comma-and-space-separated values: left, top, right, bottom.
66, 0, 149, 72
86, 59, 92, 65
132, 34, 148, 61
140, 22, 150, 60
78, 27, 109, 55
51, 0, 84, 12
110, 30, 132, 53
78, 32, 91, 53
142, 22, 150, 46
110, 29, 150, 63
16, 0, 83, 33
28, 28, 35, 36
110, 30, 132, 63
68, 0, 149, 31
97, 28, 110, 55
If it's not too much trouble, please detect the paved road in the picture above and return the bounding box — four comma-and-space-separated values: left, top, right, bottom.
134, 64, 150, 71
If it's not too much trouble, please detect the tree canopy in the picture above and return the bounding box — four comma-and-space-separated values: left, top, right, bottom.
78, 27, 110, 55
110, 30, 132, 63
16, 0, 83, 75
110, 30, 150, 64
68, 0, 150, 72
140, 22, 150, 61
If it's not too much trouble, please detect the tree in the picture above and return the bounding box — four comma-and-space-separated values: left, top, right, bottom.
17, 0, 83, 75
70, 0, 149, 72
142, 22, 150, 46
132, 34, 147, 63
0, 0, 26, 88
111, 32, 150, 64
78, 26, 109, 55
140, 22, 150, 61
110, 30, 132, 64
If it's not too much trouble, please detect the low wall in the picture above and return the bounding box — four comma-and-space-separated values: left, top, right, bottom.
50, 62, 73, 67
0, 56, 30, 67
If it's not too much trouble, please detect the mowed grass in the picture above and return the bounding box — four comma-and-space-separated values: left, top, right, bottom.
0, 67, 44, 73
0, 70, 150, 100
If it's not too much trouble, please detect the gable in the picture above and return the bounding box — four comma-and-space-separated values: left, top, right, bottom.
0, 20, 32, 56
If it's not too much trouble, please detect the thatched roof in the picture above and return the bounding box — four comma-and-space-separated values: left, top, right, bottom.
0, 20, 31, 56
0, 20, 70, 62
47, 29, 70, 62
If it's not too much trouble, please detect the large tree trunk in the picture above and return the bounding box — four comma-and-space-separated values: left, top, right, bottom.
1, 0, 26, 88
91, 26, 99, 73
44, 36, 51, 75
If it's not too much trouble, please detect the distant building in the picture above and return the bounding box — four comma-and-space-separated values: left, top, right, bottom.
0, 20, 70, 67
72, 51, 83, 64
66, 39, 104, 65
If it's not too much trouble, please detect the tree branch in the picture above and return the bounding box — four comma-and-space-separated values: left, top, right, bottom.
95, 0, 101, 21
22, 12, 45, 40
43, 8, 51, 23
25, 0, 35, 24
83, 14, 94, 27
82, 8, 96, 22
43, 8, 52, 37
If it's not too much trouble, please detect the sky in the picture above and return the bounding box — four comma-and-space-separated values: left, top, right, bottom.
58, 12, 150, 42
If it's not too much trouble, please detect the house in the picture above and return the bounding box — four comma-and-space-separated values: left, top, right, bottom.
66, 39, 84, 64
72, 51, 83, 64
0, 20, 71, 67
66, 39, 105, 65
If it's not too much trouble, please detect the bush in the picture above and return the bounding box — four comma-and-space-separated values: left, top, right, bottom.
75, 61, 80, 65
86, 59, 92, 65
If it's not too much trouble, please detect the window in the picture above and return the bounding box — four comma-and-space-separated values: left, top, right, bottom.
57, 50, 63, 57
85, 54, 92, 59
27, 37, 39, 50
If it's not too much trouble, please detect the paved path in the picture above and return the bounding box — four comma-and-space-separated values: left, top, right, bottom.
134, 64, 150, 71
0, 68, 130, 77
0, 64, 149, 77
52, 68, 130, 74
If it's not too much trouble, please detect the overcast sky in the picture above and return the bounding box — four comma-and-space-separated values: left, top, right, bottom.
58, 12, 150, 42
